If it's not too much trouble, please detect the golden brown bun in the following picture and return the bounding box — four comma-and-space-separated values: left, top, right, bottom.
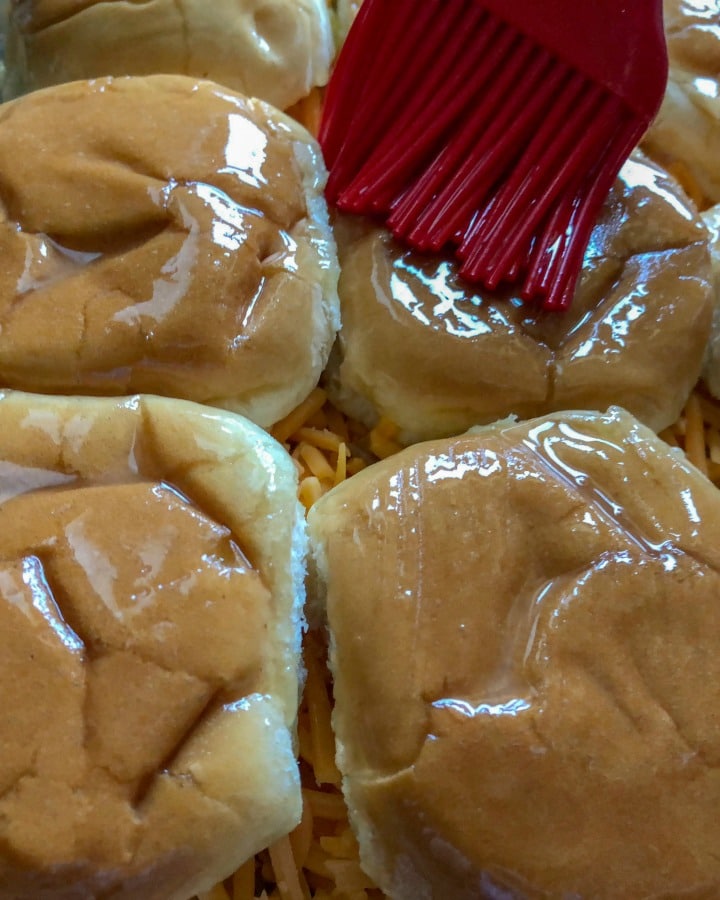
0, 391, 305, 900
5, 0, 333, 109
335, 0, 361, 44
326, 151, 712, 443
0, 75, 339, 428
308, 408, 720, 900
700, 204, 720, 394
643, 0, 720, 204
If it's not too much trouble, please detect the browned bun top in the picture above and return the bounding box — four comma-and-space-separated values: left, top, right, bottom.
643, 0, 720, 204
0, 74, 339, 427
701, 203, 720, 395
0, 391, 304, 900
5, 0, 334, 109
309, 407, 720, 899
327, 151, 712, 443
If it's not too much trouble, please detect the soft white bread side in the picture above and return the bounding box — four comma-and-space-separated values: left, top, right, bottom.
308, 407, 720, 899
5, 0, 333, 109
0, 75, 339, 428
326, 151, 712, 443
0, 391, 306, 900
643, 0, 720, 204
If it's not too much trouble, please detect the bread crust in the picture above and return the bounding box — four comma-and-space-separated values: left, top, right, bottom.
0, 391, 306, 899
309, 407, 720, 899
5, 0, 333, 109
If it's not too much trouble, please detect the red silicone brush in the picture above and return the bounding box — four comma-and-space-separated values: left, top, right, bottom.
320, 0, 668, 310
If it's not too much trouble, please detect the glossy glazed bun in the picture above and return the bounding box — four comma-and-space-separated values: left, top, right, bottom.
643, 0, 720, 204
326, 151, 712, 443
0, 391, 305, 900
0, 75, 339, 428
309, 407, 720, 900
4, 0, 333, 109
701, 204, 720, 395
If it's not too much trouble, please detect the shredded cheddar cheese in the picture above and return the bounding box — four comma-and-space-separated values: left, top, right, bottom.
660, 385, 720, 484
368, 417, 403, 460
287, 88, 325, 139
247, 629, 387, 900
232, 860, 256, 900
273, 392, 374, 514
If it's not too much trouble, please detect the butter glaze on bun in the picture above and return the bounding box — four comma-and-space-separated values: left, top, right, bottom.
700, 203, 720, 396
308, 407, 720, 900
335, 0, 361, 44
4, 0, 333, 109
0, 391, 305, 900
643, 0, 720, 204
326, 151, 713, 443
0, 75, 339, 428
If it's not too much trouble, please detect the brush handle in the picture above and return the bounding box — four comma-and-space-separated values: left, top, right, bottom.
479, 0, 667, 119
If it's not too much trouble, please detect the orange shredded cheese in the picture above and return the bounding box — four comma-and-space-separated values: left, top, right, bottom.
334, 443, 348, 485
275, 390, 379, 512
289, 795, 314, 871
232, 859, 256, 900
272, 389, 328, 445
268, 835, 311, 900
287, 88, 325, 138
298, 476, 324, 513
683, 392, 709, 475
663, 386, 720, 485
304, 634, 342, 787
368, 417, 403, 460
295, 427, 345, 453
298, 443, 337, 482
302, 788, 348, 821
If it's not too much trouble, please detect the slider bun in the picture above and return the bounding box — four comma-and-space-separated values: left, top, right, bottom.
4, 0, 333, 109
0, 75, 339, 428
700, 203, 720, 395
0, 391, 305, 900
309, 407, 720, 899
326, 151, 713, 443
643, 0, 720, 204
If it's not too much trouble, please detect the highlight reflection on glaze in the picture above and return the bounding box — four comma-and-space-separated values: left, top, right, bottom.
333, 150, 712, 441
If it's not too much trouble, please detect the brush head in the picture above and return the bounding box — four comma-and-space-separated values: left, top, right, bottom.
320, 0, 668, 311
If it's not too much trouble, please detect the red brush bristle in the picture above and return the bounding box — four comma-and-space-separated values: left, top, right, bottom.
403, 48, 566, 252
321, 0, 668, 311
339, 5, 498, 217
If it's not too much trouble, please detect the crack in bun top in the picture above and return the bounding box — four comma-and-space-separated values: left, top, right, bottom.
0, 74, 340, 428
4, 0, 334, 110
0, 391, 305, 900
326, 151, 713, 443
308, 407, 720, 900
